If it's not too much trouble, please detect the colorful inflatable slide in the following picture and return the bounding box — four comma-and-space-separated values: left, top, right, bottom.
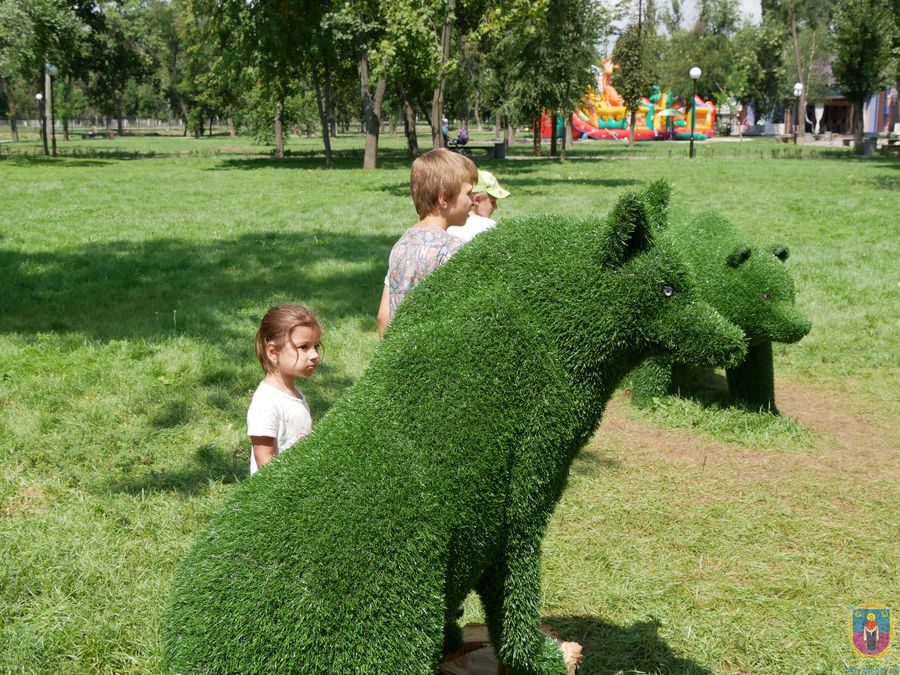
542, 60, 716, 142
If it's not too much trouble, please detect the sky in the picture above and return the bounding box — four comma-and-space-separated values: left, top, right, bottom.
679, 0, 762, 24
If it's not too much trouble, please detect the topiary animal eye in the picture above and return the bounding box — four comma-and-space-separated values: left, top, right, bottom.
662, 285, 676, 298
762, 292, 770, 301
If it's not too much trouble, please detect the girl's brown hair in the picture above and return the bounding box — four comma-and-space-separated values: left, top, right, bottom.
410, 148, 478, 218
255, 304, 322, 373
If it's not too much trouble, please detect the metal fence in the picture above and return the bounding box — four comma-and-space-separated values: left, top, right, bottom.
0, 117, 189, 132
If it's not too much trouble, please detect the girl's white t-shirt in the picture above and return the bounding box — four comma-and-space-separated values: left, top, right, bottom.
246, 381, 312, 475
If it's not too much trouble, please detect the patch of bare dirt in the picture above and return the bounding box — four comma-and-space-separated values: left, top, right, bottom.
592, 382, 899, 490
2, 482, 50, 518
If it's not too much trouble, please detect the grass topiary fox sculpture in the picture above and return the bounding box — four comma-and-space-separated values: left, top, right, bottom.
630, 210, 811, 413
163, 182, 746, 674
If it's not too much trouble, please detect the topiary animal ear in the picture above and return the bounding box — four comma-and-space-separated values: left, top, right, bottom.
605, 191, 653, 265
726, 245, 752, 267
641, 179, 671, 231
771, 244, 790, 262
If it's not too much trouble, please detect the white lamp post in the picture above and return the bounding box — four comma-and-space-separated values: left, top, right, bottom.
689, 66, 702, 159
35, 92, 48, 155
793, 82, 803, 144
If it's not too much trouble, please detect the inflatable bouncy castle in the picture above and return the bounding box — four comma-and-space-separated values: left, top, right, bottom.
542, 60, 716, 142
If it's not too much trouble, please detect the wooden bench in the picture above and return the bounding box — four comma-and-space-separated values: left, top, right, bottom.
448, 142, 506, 160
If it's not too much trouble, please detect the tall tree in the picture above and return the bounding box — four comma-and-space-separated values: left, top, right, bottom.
328, 0, 389, 169
761, 0, 838, 137
87, 0, 156, 134
380, 0, 442, 157
545, 0, 612, 158
832, 0, 895, 145
477, 0, 612, 156
189, 0, 325, 158
0, 0, 33, 141
431, 0, 456, 148
613, 9, 655, 146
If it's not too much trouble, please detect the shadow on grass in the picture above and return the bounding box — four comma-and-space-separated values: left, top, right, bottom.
208, 151, 417, 172
109, 443, 245, 496
0, 154, 118, 167
668, 364, 733, 409
570, 448, 623, 475
0, 229, 394, 345
547, 615, 711, 674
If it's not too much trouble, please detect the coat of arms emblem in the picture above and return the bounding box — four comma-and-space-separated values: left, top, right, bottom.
850, 605, 892, 658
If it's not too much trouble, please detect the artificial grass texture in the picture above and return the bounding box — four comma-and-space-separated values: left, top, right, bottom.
1, 137, 897, 672
630, 211, 811, 412
162, 184, 746, 672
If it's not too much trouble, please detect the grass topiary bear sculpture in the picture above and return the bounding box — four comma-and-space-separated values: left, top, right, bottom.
630, 210, 811, 413
163, 182, 746, 674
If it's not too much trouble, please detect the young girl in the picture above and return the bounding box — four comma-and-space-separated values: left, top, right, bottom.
247, 304, 322, 475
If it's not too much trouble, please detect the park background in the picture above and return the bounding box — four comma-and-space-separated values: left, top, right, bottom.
2, 0, 899, 672
2, 128, 898, 673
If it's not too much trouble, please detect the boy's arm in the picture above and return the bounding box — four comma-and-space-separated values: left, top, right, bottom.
377, 285, 391, 338
250, 436, 276, 469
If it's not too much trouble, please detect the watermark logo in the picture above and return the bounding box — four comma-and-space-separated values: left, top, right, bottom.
850, 605, 892, 658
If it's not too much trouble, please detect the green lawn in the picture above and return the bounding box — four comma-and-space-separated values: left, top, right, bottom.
1, 133, 898, 673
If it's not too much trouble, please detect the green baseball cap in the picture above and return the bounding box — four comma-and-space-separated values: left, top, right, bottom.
473, 170, 510, 199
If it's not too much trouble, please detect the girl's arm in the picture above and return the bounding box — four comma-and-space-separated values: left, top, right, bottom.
250, 436, 277, 469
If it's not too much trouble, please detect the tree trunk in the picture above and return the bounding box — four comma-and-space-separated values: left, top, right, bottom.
504, 115, 514, 147
358, 48, 385, 170
474, 96, 482, 131
274, 97, 284, 158
561, 108, 571, 162
329, 88, 337, 138
227, 117, 236, 136
628, 108, 636, 146
0, 74, 19, 141
853, 99, 864, 148
532, 115, 541, 156
399, 85, 420, 158
312, 65, 333, 168
789, 9, 806, 144
550, 112, 558, 157
116, 97, 124, 135
493, 113, 500, 138
431, 0, 456, 149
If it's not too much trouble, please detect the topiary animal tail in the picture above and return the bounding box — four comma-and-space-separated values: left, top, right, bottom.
163, 181, 745, 674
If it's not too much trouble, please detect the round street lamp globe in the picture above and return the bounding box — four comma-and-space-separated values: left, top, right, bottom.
46, 63, 58, 77
690, 67, 702, 81
793, 82, 803, 97
35, 93, 43, 101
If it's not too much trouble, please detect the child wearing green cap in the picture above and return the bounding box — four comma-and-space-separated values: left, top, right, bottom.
446, 169, 511, 243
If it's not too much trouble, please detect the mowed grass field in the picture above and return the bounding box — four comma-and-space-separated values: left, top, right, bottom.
1, 131, 898, 673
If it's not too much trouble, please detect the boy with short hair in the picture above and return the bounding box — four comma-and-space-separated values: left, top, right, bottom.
446, 169, 511, 243
377, 148, 477, 337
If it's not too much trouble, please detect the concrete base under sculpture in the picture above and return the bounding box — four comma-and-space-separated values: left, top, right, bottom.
440, 624, 582, 675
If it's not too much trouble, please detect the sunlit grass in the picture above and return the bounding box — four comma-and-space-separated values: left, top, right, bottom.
1, 134, 897, 672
